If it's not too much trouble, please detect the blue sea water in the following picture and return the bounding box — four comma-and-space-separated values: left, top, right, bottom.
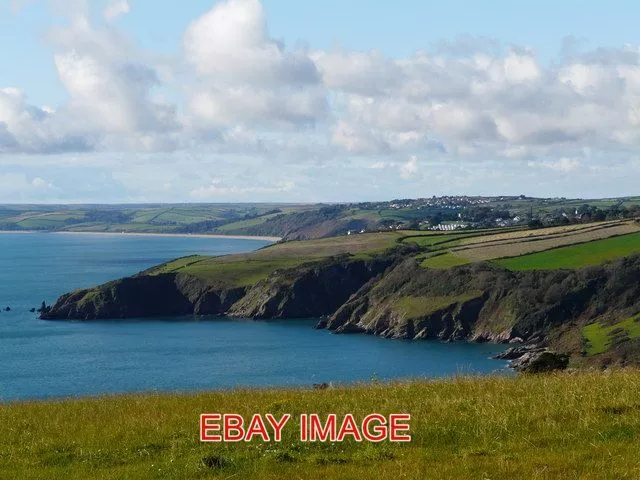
0, 232, 509, 402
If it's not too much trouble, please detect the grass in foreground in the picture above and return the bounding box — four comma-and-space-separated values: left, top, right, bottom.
583, 316, 640, 356
494, 232, 640, 271
3, 371, 640, 479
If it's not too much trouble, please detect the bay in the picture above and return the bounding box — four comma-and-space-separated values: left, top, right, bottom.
0, 232, 509, 402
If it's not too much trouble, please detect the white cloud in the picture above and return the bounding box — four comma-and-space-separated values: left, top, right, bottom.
331, 120, 390, 154
529, 157, 582, 172
31, 176, 53, 188
0, 87, 96, 153
399, 155, 420, 180
49, 15, 179, 144
5, 1, 640, 163
103, 0, 129, 21
4, 1, 640, 202
0, 173, 59, 201
369, 161, 390, 169
0, 3, 180, 155
190, 178, 295, 199
313, 49, 402, 97
324, 44, 640, 161
183, 0, 326, 129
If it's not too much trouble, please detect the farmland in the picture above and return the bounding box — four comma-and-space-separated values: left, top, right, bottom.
413, 220, 640, 269
2, 195, 640, 241
40, 209, 640, 369
147, 231, 408, 287
0, 204, 309, 238
455, 222, 639, 263
142, 218, 640, 283
494, 232, 640, 271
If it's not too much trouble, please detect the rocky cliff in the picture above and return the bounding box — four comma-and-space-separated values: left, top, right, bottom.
42, 250, 640, 366
42, 255, 395, 321
42, 273, 247, 320
318, 256, 640, 346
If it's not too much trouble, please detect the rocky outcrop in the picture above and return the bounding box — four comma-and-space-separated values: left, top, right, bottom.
41, 248, 640, 366
322, 291, 487, 341
42, 255, 395, 321
318, 255, 640, 348
510, 350, 570, 373
229, 256, 393, 319
42, 274, 197, 320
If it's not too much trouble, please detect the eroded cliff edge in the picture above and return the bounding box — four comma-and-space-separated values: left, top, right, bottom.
42, 252, 640, 366
42, 254, 397, 320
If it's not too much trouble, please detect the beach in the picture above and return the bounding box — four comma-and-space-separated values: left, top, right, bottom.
0, 230, 281, 242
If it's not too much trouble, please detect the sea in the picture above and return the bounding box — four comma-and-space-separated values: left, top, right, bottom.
0, 232, 509, 402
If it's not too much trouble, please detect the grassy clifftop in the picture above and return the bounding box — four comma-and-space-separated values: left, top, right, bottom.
43, 220, 640, 366
145, 231, 408, 288
3, 371, 640, 479
144, 219, 640, 288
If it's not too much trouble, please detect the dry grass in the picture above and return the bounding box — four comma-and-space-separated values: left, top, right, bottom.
218, 232, 404, 262
147, 232, 406, 286
455, 220, 630, 247
452, 222, 640, 262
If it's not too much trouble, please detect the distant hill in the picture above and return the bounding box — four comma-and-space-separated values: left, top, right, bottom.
2, 196, 640, 240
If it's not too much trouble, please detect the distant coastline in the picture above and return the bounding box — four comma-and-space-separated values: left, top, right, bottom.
0, 230, 281, 242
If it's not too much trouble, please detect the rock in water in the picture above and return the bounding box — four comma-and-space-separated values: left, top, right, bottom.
4, 306, 10, 312
494, 344, 544, 361
512, 351, 570, 373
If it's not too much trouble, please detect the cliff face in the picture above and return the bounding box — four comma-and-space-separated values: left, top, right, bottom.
42, 256, 395, 321
42, 250, 640, 364
318, 256, 640, 348
43, 274, 195, 320
228, 256, 393, 318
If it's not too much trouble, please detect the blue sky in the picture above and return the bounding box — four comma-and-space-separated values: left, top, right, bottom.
1, 0, 640, 203
5, 0, 640, 105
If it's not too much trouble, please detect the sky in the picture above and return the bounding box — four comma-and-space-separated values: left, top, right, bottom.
2, 0, 640, 203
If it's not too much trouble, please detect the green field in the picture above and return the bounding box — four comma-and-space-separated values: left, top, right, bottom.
494, 232, 640, 271
215, 213, 281, 232
3, 371, 640, 479
420, 252, 471, 269
583, 316, 640, 356
405, 229, 518, 250
0, 204, 309, 236
2, 197, 638, 244
149, 232, 406, 287
403, 232, 470, 248
394, 292, 481, 318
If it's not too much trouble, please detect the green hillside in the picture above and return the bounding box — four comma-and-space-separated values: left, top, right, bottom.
495, 232, 640, 271
2, 196, 639, 240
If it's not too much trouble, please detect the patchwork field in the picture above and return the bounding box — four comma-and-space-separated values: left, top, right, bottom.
419, 220, 640, 270
0, 204, 310, 236
457, 225, 638, 262
420, 252, 473, 269
148, 219, 640, 283
494, 232, 640, 271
